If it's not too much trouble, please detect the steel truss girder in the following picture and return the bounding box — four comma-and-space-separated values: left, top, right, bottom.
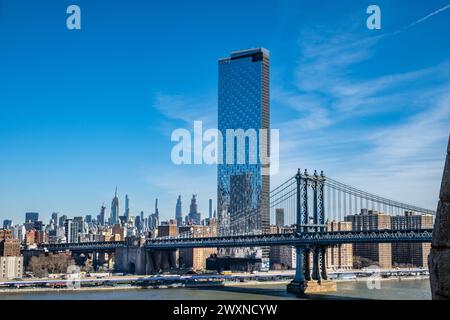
34, 229, 432, 252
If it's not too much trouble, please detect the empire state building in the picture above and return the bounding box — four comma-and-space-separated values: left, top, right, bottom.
111, 187, 120, 225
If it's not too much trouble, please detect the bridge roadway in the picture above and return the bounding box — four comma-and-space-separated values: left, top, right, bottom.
37, 229, 433, 252
0, 269, 429, 288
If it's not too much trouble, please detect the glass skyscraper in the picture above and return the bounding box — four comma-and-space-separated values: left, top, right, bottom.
217, 48, 270, 269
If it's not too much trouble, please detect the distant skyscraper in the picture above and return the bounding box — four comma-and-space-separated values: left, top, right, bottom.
25, 212, 39, 223
188, 195, 201, 225
140, 211, 145, 230
125, 194, 130, 221
119, 215, 127, 225
85, 215, 92, 224
143, 217, 149, 231
12, 225, 26, 242
135, 214, 142, 232
58, 215, 67, 228
33, 221, 43, 231
209, 199, 213, 219
2, 220, 12, 229
110, 187, 120, 225
217, 48, 270, 270
64, 219, 78, 243
73, 216, 84, 236
175, 195, 183, 226
275, 209, 284, 227
149, 199, 159, 230
99, 205, 106, 226
70, 222, 79, 243
51, 212, 58, 225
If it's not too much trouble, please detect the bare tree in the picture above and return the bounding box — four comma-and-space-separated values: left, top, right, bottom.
29, 253, 76, 277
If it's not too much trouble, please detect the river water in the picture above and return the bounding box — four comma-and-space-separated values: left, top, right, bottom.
0, 279, 431, 300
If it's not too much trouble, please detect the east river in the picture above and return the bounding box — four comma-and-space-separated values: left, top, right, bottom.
0, 279, 431, 300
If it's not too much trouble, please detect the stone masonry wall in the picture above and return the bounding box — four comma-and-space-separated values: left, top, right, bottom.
429, 136, 450, 300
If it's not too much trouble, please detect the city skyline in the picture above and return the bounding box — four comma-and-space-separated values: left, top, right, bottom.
1, 189, 215, 227
1, 0, 450, 223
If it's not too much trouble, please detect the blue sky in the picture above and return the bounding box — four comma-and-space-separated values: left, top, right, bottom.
0, 0, 449, 224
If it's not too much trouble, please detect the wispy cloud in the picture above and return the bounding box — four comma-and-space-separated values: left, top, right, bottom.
409, 4, 450, 27
271, 13, 450, 209
152, 93, 217, 129
146, 93, 218, 215
365, 91, 450, 163
149, 5, 450, 211
338, 90, 450, 207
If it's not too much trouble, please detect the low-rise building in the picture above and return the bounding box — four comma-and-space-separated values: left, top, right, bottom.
179, 220, 217, 271
345, 210, 392, 269
391, 212, 434, 268
269, 226, 296, 270
0, 229, 13, 241
327, 221, 353, 270
0, 239, 21, 257
158, 220, 178, 238
0, 256, 23, 280
34, 230, 47, 244
25, 229, 36, 246
0, 237, 23, 280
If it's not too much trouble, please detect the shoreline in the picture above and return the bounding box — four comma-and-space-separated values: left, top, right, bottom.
0, 276, 429, 295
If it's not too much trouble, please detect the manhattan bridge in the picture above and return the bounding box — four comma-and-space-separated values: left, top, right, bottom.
37, 169, 435, 295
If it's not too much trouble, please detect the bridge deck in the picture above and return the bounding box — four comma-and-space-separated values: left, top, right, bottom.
36, 229, 433, 252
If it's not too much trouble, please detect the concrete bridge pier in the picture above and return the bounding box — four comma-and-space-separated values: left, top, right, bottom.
287, 246, 307, 295
152, 251, 162, 271
147, 249, 177, 272
91, 251, 99, 271
115, 245, 178, 274
287, 245, 335, 296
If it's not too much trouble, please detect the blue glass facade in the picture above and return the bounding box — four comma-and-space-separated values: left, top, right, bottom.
217, 48, 270, 252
